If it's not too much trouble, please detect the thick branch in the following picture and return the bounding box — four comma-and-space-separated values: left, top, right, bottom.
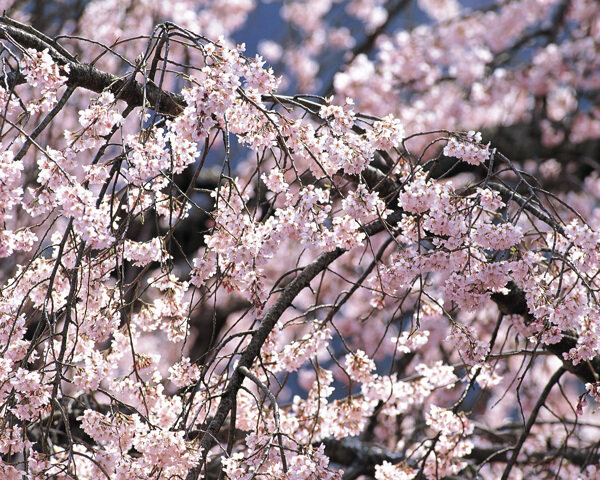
0, 17, 185, 116
186, 209, 404, 479
318, 433, 599, 480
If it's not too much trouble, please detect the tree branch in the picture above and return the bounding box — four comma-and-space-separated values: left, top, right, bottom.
501, 367, 566, 480
186, 209, 404, 479
0, 16, 185, 116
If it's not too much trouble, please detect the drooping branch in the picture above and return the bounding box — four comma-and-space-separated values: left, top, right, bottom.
500, 367, 566, 480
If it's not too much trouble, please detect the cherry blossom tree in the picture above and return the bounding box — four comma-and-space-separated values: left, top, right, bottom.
0, 1, 599, 479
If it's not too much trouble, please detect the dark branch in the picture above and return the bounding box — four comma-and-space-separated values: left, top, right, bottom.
187, 209, 405, 479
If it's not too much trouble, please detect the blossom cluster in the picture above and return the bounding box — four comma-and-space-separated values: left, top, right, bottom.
20, 48, 69, 112
443, 131, 490, 166
70, 91, 124, 149
0, 148, 36, 257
